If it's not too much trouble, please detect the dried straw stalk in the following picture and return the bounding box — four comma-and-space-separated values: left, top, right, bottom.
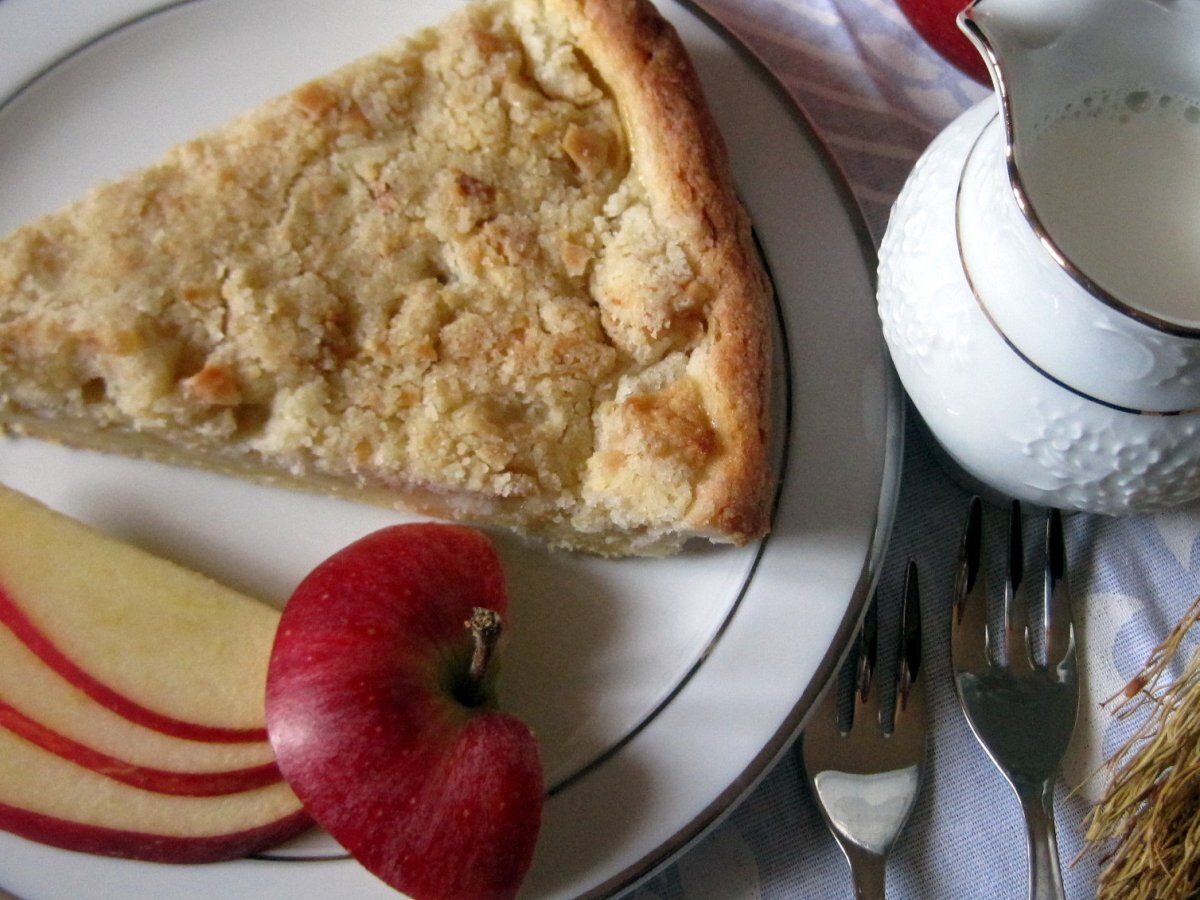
1084, 594, 1200, 900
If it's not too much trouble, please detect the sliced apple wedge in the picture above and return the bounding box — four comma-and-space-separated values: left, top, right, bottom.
0, 484, 279, 741
0, 728, 309, 862
0, 701, 278, 796
0, 624, 278, 785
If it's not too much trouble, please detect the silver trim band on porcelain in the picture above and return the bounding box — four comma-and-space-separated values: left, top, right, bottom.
959, 8, 1200, 341
953, 113, 1200, 419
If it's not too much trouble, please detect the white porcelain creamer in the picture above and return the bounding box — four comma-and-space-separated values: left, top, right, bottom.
878, 0, 1200, 514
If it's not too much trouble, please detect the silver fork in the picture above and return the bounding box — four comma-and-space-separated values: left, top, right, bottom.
802, 561, 926, 899
951, 497, 1079, 900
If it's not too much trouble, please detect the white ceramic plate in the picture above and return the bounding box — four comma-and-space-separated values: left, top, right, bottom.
0, 1, 900, 897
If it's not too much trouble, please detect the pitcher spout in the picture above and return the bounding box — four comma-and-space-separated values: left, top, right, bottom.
960, 0, 1085, 69
963, 0, 1199, 150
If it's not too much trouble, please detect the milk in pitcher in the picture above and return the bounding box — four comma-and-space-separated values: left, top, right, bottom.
1021, 90, 1200, 328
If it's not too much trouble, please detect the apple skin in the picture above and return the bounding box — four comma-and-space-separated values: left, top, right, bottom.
266, 524, 543, 900
0, 623, 278, 778
894, 0, 991, 84
0, 700, 280, 796
0, 485, 278, 743
0, 801, 310, 865
0, 726, 310, 863
0, 589, 248, 743
0, 582, 265, 744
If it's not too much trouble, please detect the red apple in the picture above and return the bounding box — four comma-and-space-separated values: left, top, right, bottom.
0, 485, 281, 744
0, 622, 279, 783
0, 700, 279, 796
0, 589, 261, 742
0, 802, 307, 865
894, 0, 991, 84
0, 726, 309, 862
266, 524, 544, 900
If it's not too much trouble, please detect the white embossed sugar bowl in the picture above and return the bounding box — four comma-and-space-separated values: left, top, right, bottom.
877, 0, 1200, 514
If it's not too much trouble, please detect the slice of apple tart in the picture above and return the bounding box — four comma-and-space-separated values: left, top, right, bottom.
0, 0, 773, 556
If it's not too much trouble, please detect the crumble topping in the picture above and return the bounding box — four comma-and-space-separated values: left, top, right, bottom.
0, 0, 770, 554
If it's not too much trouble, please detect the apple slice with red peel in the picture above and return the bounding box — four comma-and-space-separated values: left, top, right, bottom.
0, 727, 309, 862
266, 524, 544, 900
0, 623, 279, 784
0, 485, 279, 741
0, 700, 279, 796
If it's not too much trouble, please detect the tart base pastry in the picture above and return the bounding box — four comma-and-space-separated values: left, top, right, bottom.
0, 0, 773, 556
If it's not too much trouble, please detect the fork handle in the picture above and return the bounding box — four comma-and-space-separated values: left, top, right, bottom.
840, 842, 886, 900
1019, 783, 1065, 900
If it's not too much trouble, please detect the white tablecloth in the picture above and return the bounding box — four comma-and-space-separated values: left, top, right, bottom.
635, 1, 1200, 897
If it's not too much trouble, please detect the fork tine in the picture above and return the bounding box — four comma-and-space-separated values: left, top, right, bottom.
891, 559, 925, 750
852, 592, 879, 727
1043, 507, 1075, 668
1004, 499, 1035, 672
801, 562, 927, 895
952, 496, 990, 673
807, 669, 847, 741
895, 559, 921, 713
950, 499, 1078, 900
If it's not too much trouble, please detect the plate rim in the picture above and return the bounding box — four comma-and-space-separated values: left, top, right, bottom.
582, 9, 905, 881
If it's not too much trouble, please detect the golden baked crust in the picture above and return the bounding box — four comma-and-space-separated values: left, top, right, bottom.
0, 0, 772, 556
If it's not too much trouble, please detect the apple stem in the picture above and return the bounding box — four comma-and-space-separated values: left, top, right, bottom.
464, 607, 502, 707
